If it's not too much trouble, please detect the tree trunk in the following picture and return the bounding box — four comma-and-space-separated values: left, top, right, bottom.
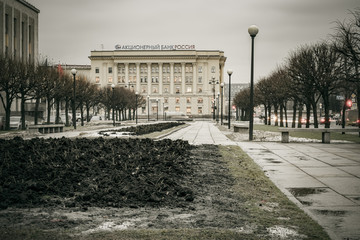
305, 103, 311, 128
311, 101, 319, 128
323, 94, 330, 129
268, 106, 272, 125
297, 104, 303, 128
263, 105, 268, 125
280, 104, 284, 127
80, 105, 84, 126
47, 98, 52, 124
284, 104, 288, 128
55, 100, 60, 124
292, 100, 297, 128
65, 98, 70, 126
21, 93, 27, 130
274, 104, 279, 126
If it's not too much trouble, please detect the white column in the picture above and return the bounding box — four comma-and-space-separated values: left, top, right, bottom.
147, 63, 151, 95
136, 63, 140, 93
170, 63, 174, 94
125, 63, 129, 87
113, 62, 118, 85
159, 63, 163, 94
192, 63, 197, 95
181, 63, 186, 94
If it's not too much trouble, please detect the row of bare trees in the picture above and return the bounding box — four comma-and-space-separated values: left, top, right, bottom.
233, 9, 360, 129
0, 56, 144, 130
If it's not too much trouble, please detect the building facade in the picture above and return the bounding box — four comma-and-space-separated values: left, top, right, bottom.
89, 48, 226, 118
0, 0, 39, 116
0, 0, 39, 61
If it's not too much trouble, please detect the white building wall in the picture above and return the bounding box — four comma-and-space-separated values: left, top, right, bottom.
89, 49, 226, 118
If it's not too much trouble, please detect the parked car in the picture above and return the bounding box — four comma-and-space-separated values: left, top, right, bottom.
9, 116, 29, 130
91, 115, 102, 121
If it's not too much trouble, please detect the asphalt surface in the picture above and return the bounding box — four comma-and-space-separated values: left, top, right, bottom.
165, 121, 360, 240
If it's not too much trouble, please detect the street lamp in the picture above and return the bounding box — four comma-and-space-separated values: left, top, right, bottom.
147, 95, 150, 121
220, 82, 224, 125
111, 84, 115, 126
227, 69, 233, 129
248, 25, 259, 141
71, 68, 77, 129
156, 99, 159, 121
135, 92, 139, 124
209, 77, 219, 120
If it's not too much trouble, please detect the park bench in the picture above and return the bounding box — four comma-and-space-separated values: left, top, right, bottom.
28, 124, 64, 134
233, 123, 249, 133
278, 127, 360, 143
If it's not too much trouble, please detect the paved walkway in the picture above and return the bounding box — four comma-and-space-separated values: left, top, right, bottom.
165, 121, 360, 240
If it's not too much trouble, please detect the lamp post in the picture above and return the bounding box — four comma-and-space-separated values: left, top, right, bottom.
156, 99, 159, 121
227, 69, 233, 129
147, 95, 150, 121
71, 68, 77, 129
135, 92, 139, 124
220, 82, 224, 125
163, 102, 165, 120
209, 77, 219, 120
111, 84, 115, 126
248, 25, 259, 141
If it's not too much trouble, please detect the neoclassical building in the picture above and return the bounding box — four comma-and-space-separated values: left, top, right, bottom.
89, 46, 226, 118
0, 0, 39, 116
0, 0, 39, 61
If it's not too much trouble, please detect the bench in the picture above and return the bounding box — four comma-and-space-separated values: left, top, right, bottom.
233, 124, 249, 133
28, 124, 64, 134
278, 127, 360, 143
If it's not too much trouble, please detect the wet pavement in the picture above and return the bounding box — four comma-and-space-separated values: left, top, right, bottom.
164, 121, 360, 240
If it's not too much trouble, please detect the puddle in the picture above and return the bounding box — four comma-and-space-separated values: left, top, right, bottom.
264, 158, 283, 164
288, 188, 327, 197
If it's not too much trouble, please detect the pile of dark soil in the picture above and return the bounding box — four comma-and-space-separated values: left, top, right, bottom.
99, 122, 185, 136
0, 137, 194, 209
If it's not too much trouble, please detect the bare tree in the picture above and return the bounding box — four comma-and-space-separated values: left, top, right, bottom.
0, 55, 20, 130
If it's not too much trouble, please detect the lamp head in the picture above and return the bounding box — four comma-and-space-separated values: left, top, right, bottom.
111, 84, 115, 89
71, 68, 77, 76
248, 25, 259, 37
135, 91, 138, 95
227, 69, 233, 75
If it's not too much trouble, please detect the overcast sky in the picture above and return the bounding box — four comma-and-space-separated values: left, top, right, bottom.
27, 0, 359, 84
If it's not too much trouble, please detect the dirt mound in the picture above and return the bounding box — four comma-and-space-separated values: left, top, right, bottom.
0, 137, 194, 209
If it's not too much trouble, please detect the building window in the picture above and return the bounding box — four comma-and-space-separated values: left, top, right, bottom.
186, 98, 191, 103
176, 98, 180, 104
153, 87, 158, 93
198, 77, 202, 83
95, 77, 100, 84
187, 107, 191, 114
186, 86, 192, 93
176, 87, 180, 94
175, 106, 180, 112
164, 98, 168, 103
142, 87, 147, 93
198, 107, 203, 114
108, 67, 112, 74
211, 66, 216, 73
198, 87, 202, 93
164, 87, 169, 93
95, 68, 99, 73
108, 77, 113, 83
198, 98, 203, 103
198, 66, 202, 73
152, 67, 155, 73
